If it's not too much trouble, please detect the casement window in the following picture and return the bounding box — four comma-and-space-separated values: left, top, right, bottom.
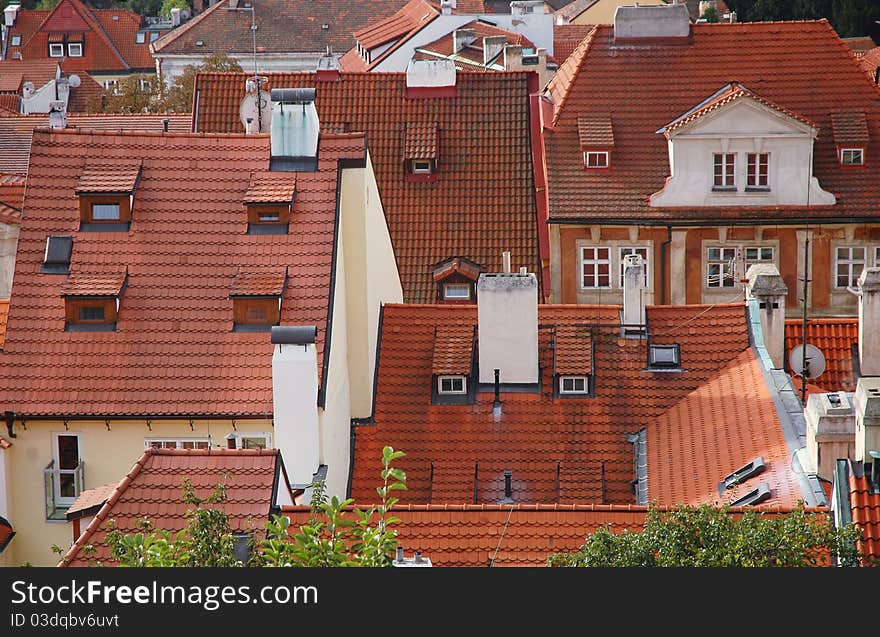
618, 247, 650, 288
583, 151, 609, 169
146, 438, 210, 450
840, 148, 864, 165
580, 246, 612, 289
67, 42, 83, 57
443, 283, 471, 300
437, 375, 467, 395
136, 32, 146, 44
49, 43, 64, 57
713, 153, 736, 189
706, 246, 774, 288
835, 246, 866, 289
410, 159, 433, 174
746, 153, 769, 189
559, 375, 589, 394
226, 433, 271, 450
648, 343, 681, 370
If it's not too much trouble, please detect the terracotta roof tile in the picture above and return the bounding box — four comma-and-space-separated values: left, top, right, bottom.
75, 161, 141, 193
351, 302, 757, 506
61, 269, 127, 297
0, 300, 8, 350
859, 46, 880, 83
432, 256, 482, 281
0, 60, 59, 92
243, 173, 297, 204
554, 324, 591, 374
553, 23, 595, 67
0, 174, 24, 225
229, 267, 287, 297
577, 114, 613, 148
785, 318, 858, 392
66, 482, 117, 517
830, 110, 869, 146
0, 128, 364, 417
544, 21, 880, 223
403, 122, 438, 160
194, 71, 540, 304
355, 0, 436, 49
849, 473, 880, 562
61, 448, 283, 566
432, 325, 474, 374
415, 19, 535, 68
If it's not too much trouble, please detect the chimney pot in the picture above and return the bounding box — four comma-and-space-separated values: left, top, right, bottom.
48, 101, 67, 129
502, 251, 511, 274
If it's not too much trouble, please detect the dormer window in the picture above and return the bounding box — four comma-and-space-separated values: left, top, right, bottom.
67, 42, 82, 57
578, 114, 613, 170
647, 343, 681, 370
432, 325, 474, 404
832, 111, 869, 167
41, 235, 73, 274
433, 256, 481, 304
230, 267, 288, 332
62, 269, 128, 332
243, 173, 296, 235
76, 161, 142, 231
840, 148, 864, 165
49, 43, 64, 57
403, 122, 439, 182
443, 283, 471, 300
553, 325, 593, 398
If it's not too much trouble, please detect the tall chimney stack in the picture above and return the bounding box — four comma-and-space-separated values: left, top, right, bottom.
857, 267, 880, 376
745, 263, 787, 369
622, 253, 646, 333
854, 377, 880, 466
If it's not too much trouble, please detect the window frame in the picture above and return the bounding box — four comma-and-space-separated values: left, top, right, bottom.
48, 43, 64, 58
712, 152, 736, 190
704, 245, 775, 290
648, 343, 681, 370
443, 282, 471, 300
746, 152, 769, 190
226, 432, 272, 450
136, 32, 146, 44
558, 375, 589, 394
64, 297, 118, 329
437, 375, 467, 395
579, 246, 612, 289
67, 42, 83, 57
840, 148, 865, 166
834, 245, 867, 289
232, 296, 281, 330
410, 159, 433, 174
10, 35, 21, 47
583, 151, 609, 169
145, 438, 211, 450
79, 195, 131, 226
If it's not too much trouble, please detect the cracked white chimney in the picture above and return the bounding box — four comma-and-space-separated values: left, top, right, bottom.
745, 263, 787, 370
622, 253, 646, 333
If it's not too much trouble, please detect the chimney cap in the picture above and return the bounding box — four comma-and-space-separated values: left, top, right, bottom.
270, 87, 316, 104
857, 266, 880, 292
745, 263, 787, 297
271, 325, 317, 345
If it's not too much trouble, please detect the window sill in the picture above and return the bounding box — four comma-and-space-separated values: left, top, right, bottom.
744, 186, 770, 193
711, 186, 737, 192
79, 222, 131, 232
641, 367, 687, 373
65, 323, 117, 332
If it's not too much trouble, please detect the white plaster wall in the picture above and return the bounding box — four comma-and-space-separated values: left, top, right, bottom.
477, 273, 539, 384
0, 222, 20, 299
158, 52, 327, 87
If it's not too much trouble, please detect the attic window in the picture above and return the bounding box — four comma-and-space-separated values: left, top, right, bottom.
437, 375, 466, 394
41, 235, 73, 274
76, 162, 142, 231
195, 40, 204, 46
49, 43, 64, 57
244, 173, 296, 235
584, 151, 609, 169
443, 283, 471, 300
230, 268, 288, 332
10, 35, 21, 47
559, 375, 589, 394
62, 269, 128, 332
432, 256, 481, 303
831, 111, 868, 166
647, 343, 680, 369
578, 115, 613, 170
136, 32, 145, 44
840, 148, 864, 165
432, 325, 474, 404
720, 456, 766, 491
403, 122, 439, 182
728, 482, 771, 507
67, 42, 82, 57
554, 325, 593, 396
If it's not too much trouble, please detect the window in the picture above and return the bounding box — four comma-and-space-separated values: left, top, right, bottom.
706, 245, 774, 289
648, 343, 680, 369
65, 298, 117, 329
580, 246, 611, 289
103, 79, 119, 94
259, 212, 280, 222
835, 246, 866, 288
411, 160, 432, 174
146, 438, 210, 449
713, 153, 735, 189
226, 433, 271, 450
584, 151, 609, 169
136, 32, 146, 44
559, 375, 589, 394
41, 234, 73, 274
45, 433, 82, 518
618, 247, 650, 288
746, 153, 769, 189
91, 202, 120, 220
11, 35, 21, 47
139, 77, 152, 92
150, 31, 160, 42
67, 42, 82, 57
246, 205, 290, 233
437, 375, 466, 394
840, 148, 864, 165
443, 283, 471, 300
78, 305, 105, 322
49, 43, 64, 57
232, 297, 281, 330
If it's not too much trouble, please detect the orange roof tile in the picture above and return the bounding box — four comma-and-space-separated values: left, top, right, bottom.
75, 161, 141, 194
351, 302, 758, 506
431, 325, 474, 374
553, 23, 595, 67
0, 60, 59, 92
0, 174, 24, 226
544, 21, 880, 223
193, 72, 540, 304
785, 318, 858, 392
859, 46, 880, 83
403, 122, 438, 160
354, 0, 436, 49
61, 448, 287, 566
65, 482, 117, 518
830, 110, 869, 146
0, 300, 8, 350
849, 472, 880, 562
577, 114, 613, 148
554, 324, 592, 374
415, 19, 536, 69
229, 268, 288, 297
243, 172, 297, 204
0, 128, 365, 417
61, 270, 127, 297
432, 256, 482, 281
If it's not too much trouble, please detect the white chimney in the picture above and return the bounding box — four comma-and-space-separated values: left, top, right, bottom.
170, 7, 181, 26
21, 81, 34, 99
483, 35, 506, 65
271, 326, 321, 487
4, 4, 19, 27
269, 88, 319, 169
857, 267, 880, 376
502, 250, 511, 274
405, 59, 456, 90
745, 263, 788, 369
503, 44, 522, 70
854, 377, 880, 464
510, 1, 543, 15
439, 0, 455, 14
453, 29, 476, 54
477, 272, 539, 385
804, 392, 855, 481
56, 77, 70, 104
48, 100, 67, 129
228, 0, 239, 7
614, 3, 690, 41
622, 253, 646, 333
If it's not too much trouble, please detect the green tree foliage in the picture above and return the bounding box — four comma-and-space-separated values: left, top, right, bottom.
161, 51, 243, 113
159, 0, 188, 17
547, 503, 872, 567
725, 0, 880, 39
86, 74, 160, 114
101, 446, 406, 567
34, 0, 59, 9
700, 5, 719, 22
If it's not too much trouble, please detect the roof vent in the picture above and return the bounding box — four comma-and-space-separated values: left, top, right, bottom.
718, 456, 766, 495
613, 3, 690, 42
499, 469, 514, 504
41, 235, 73, 274
647, 343, 680, 370
392, 549, 433, 567
729, 482, 771, 507
269, 88, 319, 171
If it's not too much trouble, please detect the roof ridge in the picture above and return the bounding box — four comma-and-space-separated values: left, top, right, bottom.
545, 25, 597, 127
150, 0, 227, 53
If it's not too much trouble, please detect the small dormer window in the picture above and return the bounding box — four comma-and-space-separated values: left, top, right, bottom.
49, 43, 64, 57
433, 256, 481, 304
62, 269, 128, 332
578, 114, 613, 170
553, 325, 593, 398
76, 162, 142, 231
437, 375, 466, 394
443, 283, 471, 300
244, 173, 296, 234
230, 268, 288, 332
559, 375, 589, 394
432, 325, 474, 404
584, 151, 609, 169
403, 122, 439, 183
11, 35, 21, 47
648, 343, 681, 370
41, 235, 73, 274
67, 42, 83, 57
840, 148, 864, 165
410, 159, 433, 174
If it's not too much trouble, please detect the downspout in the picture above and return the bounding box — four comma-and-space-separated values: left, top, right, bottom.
527, 72, 552, 301
660, 225, 672, 305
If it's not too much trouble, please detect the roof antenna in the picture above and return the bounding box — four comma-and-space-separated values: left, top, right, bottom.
492, 368, 502, 421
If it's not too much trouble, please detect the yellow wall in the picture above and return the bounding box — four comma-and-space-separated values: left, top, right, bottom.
3, 418, 269, 566
571, 0, 666, 24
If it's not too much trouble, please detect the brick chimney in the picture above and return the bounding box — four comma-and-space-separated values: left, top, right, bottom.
857, 267, 880, 376
745, 263, 787, 370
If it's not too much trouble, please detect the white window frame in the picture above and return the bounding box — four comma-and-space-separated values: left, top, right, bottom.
103, 79, 119, 94
411, 159, 432, 174
579, 246, 612, 289
713, 153, 736, 189
834, 245, 866, 289
49, 43, 64, 57
226, 432, 272, 450
443, 282, 471, 300
52, 432, 82, 507
136, 32, 146, 44
11, 35, 21, 47
746, 152, 769, 189
138, 77, 152, 92
145, 438, 211, 450
583, 151, 609, 169
67, 42, 83, 57
705, 245, 775, 289
840, 148, 864, 165
559, 375, 589, 394
618, 246, 650, 288
437, 375, 467, 395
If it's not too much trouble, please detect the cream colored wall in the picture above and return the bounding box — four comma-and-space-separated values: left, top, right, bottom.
0, 222, 20, 299
340, 151, 403, 419
0, 445, 10, 566
571, 0, 665, 25
3, 418, 267, 566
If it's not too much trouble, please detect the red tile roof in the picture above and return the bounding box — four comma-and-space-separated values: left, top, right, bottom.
0, 300, 8, 350
193, 71, 540, 304
431, 325, 474, 374
0, 60, 60, 93
843, 36, 877, 53
152, 0, 411, 57
553, 23, 595, 66
60, 448, 286, 566
66, 72, 105, 113
75, 161, 141, 194
859, 46, 880, 83
577, 114, 613, 147
849, 472, 880, 562
403, 121, 438, 159
61, 270, 128, 297
229, 267, 288, 297
414, 19, 536, 70
553, 324, 591, 374
341, 0, 438, 71
243, 173, 297, 204
647, 349, 801, 508
830, 110, 870, 146
0, 174, 25, 224
351, 302, 759, 506
65, 482, 117, 518
784, 318, 858, 392
278, 502, 820, 566
544, 21, 880, 223
0, 128, 365, 417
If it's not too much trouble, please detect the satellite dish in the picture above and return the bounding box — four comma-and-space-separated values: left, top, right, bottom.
67, 74, 81, 88
238, 90, 272, 133
789, 344, 826, 379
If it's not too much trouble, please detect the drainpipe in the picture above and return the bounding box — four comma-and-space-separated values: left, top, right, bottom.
660, 225, 672, 304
